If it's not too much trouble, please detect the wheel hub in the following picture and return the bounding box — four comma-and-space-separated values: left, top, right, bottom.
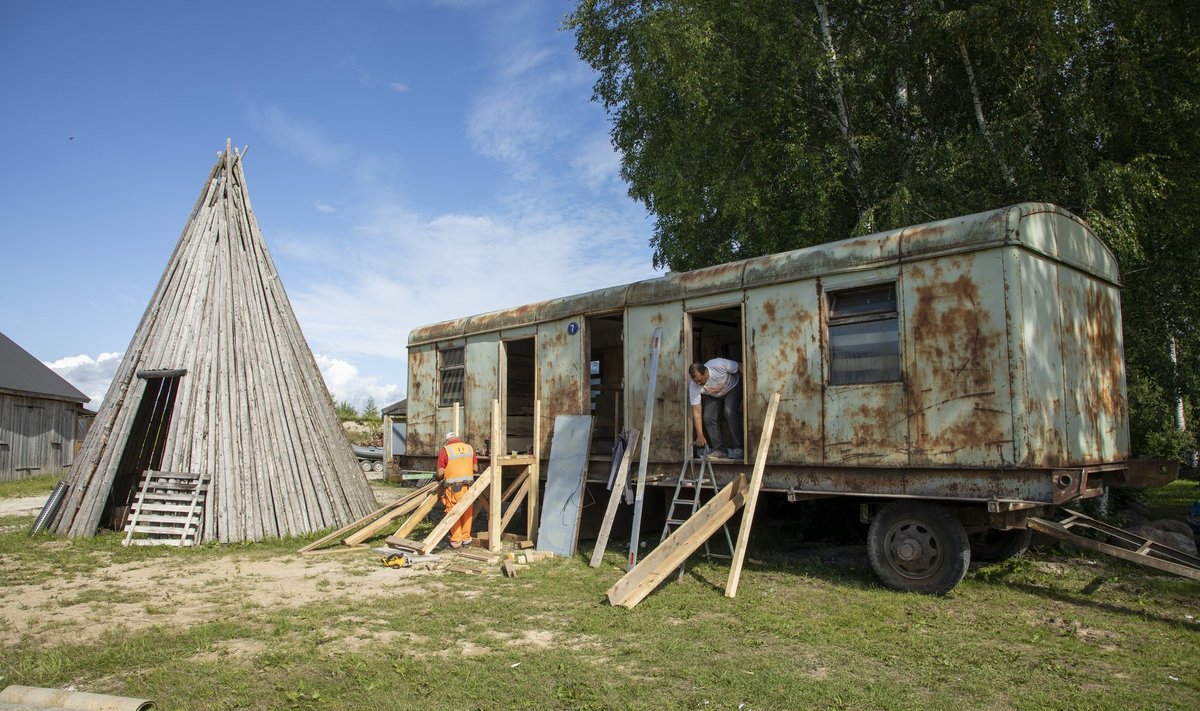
885, 521, 942, 580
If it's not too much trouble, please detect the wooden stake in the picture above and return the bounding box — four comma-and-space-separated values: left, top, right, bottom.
725, 393, 780, 599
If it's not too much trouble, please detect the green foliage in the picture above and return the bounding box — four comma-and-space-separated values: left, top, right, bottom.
568, 0, 1200, 457
335, 400, 358, 421
362, 397, 380, 424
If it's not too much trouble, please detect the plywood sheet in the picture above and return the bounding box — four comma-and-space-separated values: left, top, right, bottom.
536, 415, 593, 557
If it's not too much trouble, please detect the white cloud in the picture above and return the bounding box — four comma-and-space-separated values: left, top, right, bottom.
388, 81, 409, 93
247, 106, 352, 170
314, 354, 403, 414
315, 201, 337, 214
45, 352, 123, 410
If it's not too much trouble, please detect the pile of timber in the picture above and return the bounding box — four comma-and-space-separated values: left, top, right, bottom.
49, 141, 376, 542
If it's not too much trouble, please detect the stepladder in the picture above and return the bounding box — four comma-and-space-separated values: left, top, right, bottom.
660, 448, 735, 579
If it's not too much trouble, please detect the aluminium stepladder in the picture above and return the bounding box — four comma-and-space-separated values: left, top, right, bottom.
660, 448, 736, 580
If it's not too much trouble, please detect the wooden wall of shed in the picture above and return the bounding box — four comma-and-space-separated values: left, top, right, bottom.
0, 393, 79, 481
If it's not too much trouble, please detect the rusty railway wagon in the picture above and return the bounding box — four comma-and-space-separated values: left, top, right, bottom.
401, 202, 1173, 593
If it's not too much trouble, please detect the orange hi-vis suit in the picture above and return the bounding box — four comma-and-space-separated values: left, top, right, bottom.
438, 439, 476, 547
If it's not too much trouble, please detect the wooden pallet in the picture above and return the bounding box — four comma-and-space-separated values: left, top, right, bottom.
123, 470, 209, 546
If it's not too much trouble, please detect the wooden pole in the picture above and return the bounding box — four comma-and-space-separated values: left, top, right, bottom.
527, 399, 541, 542
725, 393, 781, 598
489, 399, 502, 552
589, 429, 639, 568
627, 327, 662, 570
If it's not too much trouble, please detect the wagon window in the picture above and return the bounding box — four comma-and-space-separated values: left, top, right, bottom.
827, 284, 900, 385
438, 347, 465, 407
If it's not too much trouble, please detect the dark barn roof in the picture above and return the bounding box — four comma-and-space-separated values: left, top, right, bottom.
0, 331, 88, 403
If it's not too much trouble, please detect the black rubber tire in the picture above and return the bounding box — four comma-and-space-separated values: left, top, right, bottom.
867, 501, 971, 595
968, 528, 1033, 564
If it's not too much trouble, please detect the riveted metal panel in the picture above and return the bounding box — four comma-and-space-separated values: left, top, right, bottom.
1011, 250, 1068, 467
463, 335, 500, 448
626, 303, 686, 462
1059, 267, 1128, 463
745, 280, 823, 464
405, 344, 439, 457
902, 252, 1014, 466
537, 317, 586, 427
823, 381, 909, 466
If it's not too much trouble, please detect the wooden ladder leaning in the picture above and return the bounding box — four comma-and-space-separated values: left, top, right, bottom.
660, 449, 735, 579
123, 469, 209, 547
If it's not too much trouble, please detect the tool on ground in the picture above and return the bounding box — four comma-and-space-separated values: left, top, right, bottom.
381, 552, 410, 568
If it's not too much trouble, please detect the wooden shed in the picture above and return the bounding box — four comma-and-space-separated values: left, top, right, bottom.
47, 143, 376, 542
0, 331, 91, 482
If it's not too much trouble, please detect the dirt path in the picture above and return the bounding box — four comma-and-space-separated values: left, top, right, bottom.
0, 495, 48, 518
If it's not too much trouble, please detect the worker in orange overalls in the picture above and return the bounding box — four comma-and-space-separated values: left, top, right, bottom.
436, 431, 478, 549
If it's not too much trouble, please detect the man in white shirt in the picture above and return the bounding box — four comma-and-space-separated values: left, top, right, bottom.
687, 358, 744, 460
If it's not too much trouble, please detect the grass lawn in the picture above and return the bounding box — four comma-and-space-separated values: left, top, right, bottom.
1, 477, 1197, 710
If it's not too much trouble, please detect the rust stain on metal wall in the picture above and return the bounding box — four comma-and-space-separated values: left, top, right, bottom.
907, 269, 1009, 465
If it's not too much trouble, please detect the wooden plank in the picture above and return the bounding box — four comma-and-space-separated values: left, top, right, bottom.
391, 492, 439, 540
589, 429, 640, 568
297, 482, 436, 554
499, 477, 530, 533
384, 536, 424, 551
607, 474, 748, 609
527, 399, 541, 542
535, 416, 594, 557
412, 467, 494, 554
628, 327, 663, 570
341, 486, 436, 545
725, 393, 781, 598
490, 399, 502, 552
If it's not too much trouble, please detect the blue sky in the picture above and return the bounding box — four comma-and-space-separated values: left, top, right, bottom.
0, 0, 659, 412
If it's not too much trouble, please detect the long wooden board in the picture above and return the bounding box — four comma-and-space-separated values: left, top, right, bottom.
725, 392, 780, 598
412, 467, 494, 554
589, 429, 640, 568
607, 474, 748, 608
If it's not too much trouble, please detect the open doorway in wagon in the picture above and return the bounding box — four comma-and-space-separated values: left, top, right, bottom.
587, 314, 624, 456
688, 306, 746, 462
500, 338, 536, 456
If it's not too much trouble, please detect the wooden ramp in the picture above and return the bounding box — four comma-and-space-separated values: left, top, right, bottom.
123, 470, 208, 546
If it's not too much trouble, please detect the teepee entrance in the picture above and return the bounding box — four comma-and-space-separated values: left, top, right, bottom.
45, 142, 376, 542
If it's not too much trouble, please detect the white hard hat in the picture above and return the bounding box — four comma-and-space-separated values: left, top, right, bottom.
445, 432, 458, 441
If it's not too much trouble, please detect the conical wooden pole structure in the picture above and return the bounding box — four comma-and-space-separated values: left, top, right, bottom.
50, 141, 376, 541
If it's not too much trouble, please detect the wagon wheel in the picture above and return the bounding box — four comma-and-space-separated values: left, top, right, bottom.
867, 500, 970, 595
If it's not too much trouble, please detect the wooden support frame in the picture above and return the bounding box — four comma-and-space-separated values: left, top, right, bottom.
607, 474, 749, 608
725, 392, 781, 598
408, 467, 494, 554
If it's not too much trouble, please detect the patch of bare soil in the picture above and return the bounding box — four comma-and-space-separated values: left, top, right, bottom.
1, 552, 445, 650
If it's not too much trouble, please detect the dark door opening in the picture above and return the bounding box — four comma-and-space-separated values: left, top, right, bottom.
688, 306, 745, 458
106, 371, 183, 529
587, 314, 625, 456
502, 339, 536, 455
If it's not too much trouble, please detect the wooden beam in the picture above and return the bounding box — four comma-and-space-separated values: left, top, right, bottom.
628, 328, 663, 570
414, 467, 493, 554
391, 491, 439, 539
725, 393, 780, 599
500, 477, 530, 532
490, 399, 502, 552
527, 399, 541, 542
297, 481, 436, 553
607, 474, 748, 609
589, 429, 640, 568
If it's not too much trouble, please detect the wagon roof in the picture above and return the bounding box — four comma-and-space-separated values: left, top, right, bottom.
409, 202, 1116, 346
